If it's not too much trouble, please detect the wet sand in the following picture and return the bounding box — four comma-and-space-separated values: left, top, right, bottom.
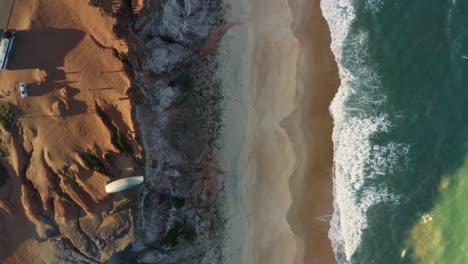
220, 0, 338, 263
286, 0, 339, 262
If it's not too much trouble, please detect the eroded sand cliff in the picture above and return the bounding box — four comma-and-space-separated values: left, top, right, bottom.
1, 0, 143, 262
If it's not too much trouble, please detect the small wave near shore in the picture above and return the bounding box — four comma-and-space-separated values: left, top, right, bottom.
321, 0, 409, 262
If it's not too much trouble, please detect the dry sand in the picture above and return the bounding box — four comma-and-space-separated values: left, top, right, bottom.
0, 0, 141, 262
220, 0, 338, 263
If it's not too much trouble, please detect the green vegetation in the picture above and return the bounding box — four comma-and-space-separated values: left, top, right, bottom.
57, 191, 67, 199
114, 50, 130, 64
183, 223, 196, 242
158, 194, 185, 208
79, 150, 105, 173
172, 196, 186, 209
0, 163, 8, 187
170, 72, 194, 92
126, 84, 146, 105
163, 222, 183, 247
95, 102, 133, 155
162, 221, 197, 247
169, 72, 194, 109
67, 169, 77, 181
0, 102, 15, 130
0, 147, 8, 158
163, 79, 224, 156
116, 129, 133, 155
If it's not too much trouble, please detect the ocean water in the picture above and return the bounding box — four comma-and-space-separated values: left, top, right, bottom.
322, 0, 468, 263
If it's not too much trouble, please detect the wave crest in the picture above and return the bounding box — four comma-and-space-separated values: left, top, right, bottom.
321, 0, 408, 262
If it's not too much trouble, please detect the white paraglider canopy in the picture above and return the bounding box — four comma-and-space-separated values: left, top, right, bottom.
105, 176, 144, 193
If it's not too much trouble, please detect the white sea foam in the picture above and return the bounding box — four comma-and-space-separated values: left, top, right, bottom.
367, 0, 383, 13
321, 0, 408, 262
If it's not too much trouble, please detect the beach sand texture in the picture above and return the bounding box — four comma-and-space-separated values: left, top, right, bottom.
221, 0, 338, 263
287, 0, 339, 263
0, 0, 139, 262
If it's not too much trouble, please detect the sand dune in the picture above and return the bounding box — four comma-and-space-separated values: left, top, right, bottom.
0, 0, 142, 262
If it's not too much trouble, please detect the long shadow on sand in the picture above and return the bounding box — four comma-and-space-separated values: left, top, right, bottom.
26, 80, 77, 97
7, 28, 91, 117
7, 28, 85, 72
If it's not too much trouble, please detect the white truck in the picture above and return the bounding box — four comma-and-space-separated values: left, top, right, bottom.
0, 30, 15, 70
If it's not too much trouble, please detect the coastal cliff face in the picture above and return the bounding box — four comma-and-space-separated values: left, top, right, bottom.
131, 0, 221, 75
0, 0, 227, 263
111, 0, 228, 263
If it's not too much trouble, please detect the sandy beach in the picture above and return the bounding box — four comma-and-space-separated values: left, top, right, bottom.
1, 0, 339, 261
220, 0, 338, 263
287, 0, 339, 262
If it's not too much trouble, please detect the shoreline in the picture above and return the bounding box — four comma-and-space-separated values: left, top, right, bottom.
286, 0, 339, 263
220, 0, 338, 263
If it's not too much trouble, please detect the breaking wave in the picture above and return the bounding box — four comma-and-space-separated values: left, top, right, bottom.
321, 0, 409, 262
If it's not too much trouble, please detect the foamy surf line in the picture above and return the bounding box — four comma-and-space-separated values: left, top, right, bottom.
321, 0, 408, 262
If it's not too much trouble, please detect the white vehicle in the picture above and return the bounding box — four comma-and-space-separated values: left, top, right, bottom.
19, 83, 27, 97
0, 30, 15, 70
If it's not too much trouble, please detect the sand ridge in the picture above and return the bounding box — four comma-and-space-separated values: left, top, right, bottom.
0, 0, 143, 262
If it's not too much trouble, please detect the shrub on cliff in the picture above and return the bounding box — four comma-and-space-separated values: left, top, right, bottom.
0, 163, 8, 187
116, 129, 133, 155
67, 169, 77, 181
170, 72, 193, 92
163, 222, 183, 247
0, 102, 15, 130
95, 102, 134, 155
79, 150, 105, 173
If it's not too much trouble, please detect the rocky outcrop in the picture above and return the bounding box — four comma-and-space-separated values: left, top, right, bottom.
131, 0, 221, 75
110, 0, 229, 263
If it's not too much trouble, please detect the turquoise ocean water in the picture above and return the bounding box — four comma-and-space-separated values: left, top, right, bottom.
322, 0, 468, 263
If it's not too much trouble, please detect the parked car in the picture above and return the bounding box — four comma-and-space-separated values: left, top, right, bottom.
19, 83, 27, 97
